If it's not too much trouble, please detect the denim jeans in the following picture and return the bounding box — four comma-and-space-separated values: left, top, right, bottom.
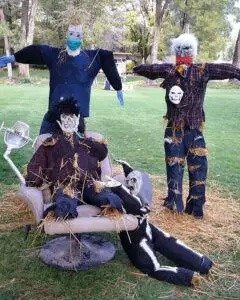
164, 127, 208, 217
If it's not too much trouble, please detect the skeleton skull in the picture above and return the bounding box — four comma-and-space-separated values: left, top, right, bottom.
57, 113, 80, 134
126, 170, 152, 207
168, 85, 184, 105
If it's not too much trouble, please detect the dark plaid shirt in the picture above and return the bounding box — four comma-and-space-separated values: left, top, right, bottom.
25, 134, 108, 191
133, 63, 240, 129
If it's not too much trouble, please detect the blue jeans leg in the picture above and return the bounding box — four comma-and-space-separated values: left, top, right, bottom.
164, 128, 185, 213
186, 130, 208, 218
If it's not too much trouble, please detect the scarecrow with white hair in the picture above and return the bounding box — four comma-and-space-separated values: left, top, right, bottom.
134, 33, 240, 218
0, 15, 123, 134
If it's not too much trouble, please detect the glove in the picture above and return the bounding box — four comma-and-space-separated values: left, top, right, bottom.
54, 189, 78, 219
0, 55, 15, 68
117, 90, 124, 106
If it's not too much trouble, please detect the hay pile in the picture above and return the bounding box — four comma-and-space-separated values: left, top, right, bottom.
0, 168, 239, 255
150, 183, 240, 254
0, 193, 35, 232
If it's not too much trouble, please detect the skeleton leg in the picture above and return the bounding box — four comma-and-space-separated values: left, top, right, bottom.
150, 223, 212, 274
119, 219, 195, 286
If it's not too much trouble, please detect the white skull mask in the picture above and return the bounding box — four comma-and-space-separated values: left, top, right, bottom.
57, 113, 80, 134
126, 170, 142, 195
169, 85, 184, 105
126, 170, 152, 207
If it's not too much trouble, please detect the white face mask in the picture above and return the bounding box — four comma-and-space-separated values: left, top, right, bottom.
169, 85, 184, 105
57, 113, 80, 134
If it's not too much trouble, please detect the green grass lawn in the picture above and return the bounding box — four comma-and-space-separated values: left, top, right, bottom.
0, 78, 239, 299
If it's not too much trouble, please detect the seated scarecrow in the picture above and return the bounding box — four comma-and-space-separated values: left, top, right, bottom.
24, 98, 128, 221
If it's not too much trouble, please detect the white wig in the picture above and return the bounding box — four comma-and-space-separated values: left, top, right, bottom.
171, 33, 198, 57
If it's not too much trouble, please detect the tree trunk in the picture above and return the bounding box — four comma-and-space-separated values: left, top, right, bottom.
0, 8, 13, 80
150, 0, 170, 63
181, 0, 190, 33
18, 0, 38, 78
232, 29, 240, 68
27, 0, 38, 45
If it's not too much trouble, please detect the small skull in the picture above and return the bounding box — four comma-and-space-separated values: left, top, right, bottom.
126, 170, 153, 207
168, 85, 184, 105
57, 113, 80, 134
126, 171, 143, 196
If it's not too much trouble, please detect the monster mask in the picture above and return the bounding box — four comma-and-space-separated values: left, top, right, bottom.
171, 33, 198, 65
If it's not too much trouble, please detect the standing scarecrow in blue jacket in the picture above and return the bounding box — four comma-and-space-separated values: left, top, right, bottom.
0, 23, 123, 134
134, 33, 240, 218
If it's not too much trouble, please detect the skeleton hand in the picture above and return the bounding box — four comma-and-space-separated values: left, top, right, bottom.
102, 175, 122, 188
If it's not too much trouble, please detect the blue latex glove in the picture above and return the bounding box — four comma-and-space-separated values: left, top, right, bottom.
117, 90, 124, 106
0, 55, 15, 68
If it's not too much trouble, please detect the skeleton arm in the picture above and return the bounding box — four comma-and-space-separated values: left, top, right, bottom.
133, 64, 173, 80
207, 63, 240, 81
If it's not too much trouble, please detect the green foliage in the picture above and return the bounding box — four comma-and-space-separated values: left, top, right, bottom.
123, 0, 240, 62
126, 61, 136, 73
36, 0, 125, 48
124, 7, 154, 63
171, 0, 240, 61
0, 22, 12, 37
2, 0, 240, 66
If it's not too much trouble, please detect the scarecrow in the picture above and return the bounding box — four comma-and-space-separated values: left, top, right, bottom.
0, 16, 123, 134
133, 33, 240, 218
25, 98, 123, 218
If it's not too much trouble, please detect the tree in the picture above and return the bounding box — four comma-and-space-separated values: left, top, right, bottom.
232, 28, 240, 67
171, 0, 240, 61
18, 0, 38, 78
0, 7, 12, 79
37, 0, 125, 49
150, 0, 170, 63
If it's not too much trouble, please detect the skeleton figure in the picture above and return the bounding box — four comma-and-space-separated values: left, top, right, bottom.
133, 33, 240, 218
106, 162, 213, 286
